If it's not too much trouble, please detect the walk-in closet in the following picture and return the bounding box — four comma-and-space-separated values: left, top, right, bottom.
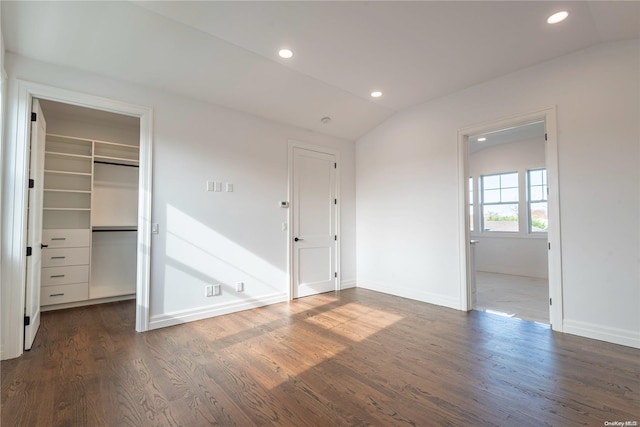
38, 100, 140, 310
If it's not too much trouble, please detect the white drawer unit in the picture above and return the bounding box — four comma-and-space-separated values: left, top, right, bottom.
42, 229, 91, 248
41, 283, 89, 306
42, 247, 90, 267
41, 265, 89, 286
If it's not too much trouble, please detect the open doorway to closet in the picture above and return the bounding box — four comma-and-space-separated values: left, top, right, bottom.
459, 109, 563, 330
24, 99, 141, 349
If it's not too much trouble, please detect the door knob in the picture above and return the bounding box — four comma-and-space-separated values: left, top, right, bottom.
41, 244, 49, 249
294, 237, 304, 242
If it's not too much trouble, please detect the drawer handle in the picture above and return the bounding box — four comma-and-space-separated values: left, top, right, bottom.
51, 256, 66, 259
51, 238, 66, 241
50, 293, 65, 297
50, 274, 65, 278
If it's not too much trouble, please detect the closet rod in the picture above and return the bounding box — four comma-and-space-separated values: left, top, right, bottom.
94, 160, 139, 168
92, 229, 138, 232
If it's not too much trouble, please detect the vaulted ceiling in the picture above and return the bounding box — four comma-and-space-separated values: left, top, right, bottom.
3, 1, 639, 140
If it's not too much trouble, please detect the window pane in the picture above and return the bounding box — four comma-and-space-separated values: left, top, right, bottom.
529, 169, 543, 185
530, 202, 548, 232
501, 187, 519, 202
484, 189, 500, 203
469, 177, 474, 232
483, 204, 518, 232
501, 172, 518, 188
530, 186, 544, 201
483, 175, 500, 190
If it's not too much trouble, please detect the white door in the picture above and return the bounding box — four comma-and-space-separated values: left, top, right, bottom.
24, 99, 46, 350
292, 147, 337, 298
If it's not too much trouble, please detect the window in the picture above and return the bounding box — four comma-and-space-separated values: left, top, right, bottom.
528, 168, 548, 232
469, 177, 474, 232
481, 172, 519, 232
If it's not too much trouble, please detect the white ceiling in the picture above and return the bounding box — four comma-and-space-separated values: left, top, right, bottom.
3, 1, 639, 140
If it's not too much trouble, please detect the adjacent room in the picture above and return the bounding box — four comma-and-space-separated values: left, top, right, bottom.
1, 2, 638, 426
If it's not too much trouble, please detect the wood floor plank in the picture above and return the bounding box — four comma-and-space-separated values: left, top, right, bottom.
2, 289, 639, 426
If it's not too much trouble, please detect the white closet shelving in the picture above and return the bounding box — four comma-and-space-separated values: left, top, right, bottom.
40, 133, 139, 307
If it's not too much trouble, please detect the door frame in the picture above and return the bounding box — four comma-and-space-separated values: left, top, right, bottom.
287, 140, 340, 300
457, 107, 564, 331
2, 80, 153, 359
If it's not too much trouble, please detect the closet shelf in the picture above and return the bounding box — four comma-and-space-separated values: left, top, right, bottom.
94, 156, 139, 166
92, 225, 137, 232
44, 170, 92, 176
45, 151, 92, 160
94, 140, 139, 149
44, 189, 92, 194
44, 208, 91, 211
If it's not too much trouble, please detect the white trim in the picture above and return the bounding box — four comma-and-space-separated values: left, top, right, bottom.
287, 140, 341, 299
340, 279, 356, 289
149, 293, 288, 330
2, 80, 153, 359
457, 107, 564, 331
40, 294, 135, 312
358, 280, 460, 310
563, 319, 640, 349
0, 66, 6, 360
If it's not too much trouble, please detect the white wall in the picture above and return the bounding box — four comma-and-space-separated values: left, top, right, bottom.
2, 54, 356, 344
357, 40, 639, 348
470, 137, 548, 279
0, 7, 7, 360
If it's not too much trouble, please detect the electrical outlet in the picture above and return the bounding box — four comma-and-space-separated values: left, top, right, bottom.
236, 282, 244, 292
205, 285, 214, 297
213, 284, 221, 296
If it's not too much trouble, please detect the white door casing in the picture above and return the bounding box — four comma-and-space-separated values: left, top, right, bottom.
457, 107, 563, 331
291, 146, 337, 298
2, 80, 152, 360
24, 99, 46, 349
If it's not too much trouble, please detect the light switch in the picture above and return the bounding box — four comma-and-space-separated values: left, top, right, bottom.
206, 181, 214, 192
226, 183, 234, 192
214, 181, 222, 192
152, 223, 159, 234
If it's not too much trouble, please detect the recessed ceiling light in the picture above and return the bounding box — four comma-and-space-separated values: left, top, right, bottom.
371, 91, 382, 98
278, 49, 293, 59
547, 11, 568, 24
477, 137, 487, 142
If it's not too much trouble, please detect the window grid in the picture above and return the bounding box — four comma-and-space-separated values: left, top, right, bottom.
528, 168, 548, 233
481, 172, 519, 232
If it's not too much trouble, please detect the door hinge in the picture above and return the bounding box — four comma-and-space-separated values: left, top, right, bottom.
334, 199, 337, 205
24, 316, 31, 326
335, 235, 337, 241
31, 112, 37, 122
549, 298, 552, 306
548, 242, 551, 250
544, 133, 548, 141
334, 163, 337, 169
334, 272, 337, 278
28, 179, 34, 189
26, 246, 32, 256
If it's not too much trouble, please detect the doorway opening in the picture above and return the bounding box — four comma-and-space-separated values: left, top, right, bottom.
4, 80, 152, 359
458, 109, 563, 331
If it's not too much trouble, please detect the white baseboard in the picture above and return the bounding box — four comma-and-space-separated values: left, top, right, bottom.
340, 279, 356, 289
40, 294, 136, 312
149, 293, 288, 330
563, 319, 640, 349
357, 280, 460, 310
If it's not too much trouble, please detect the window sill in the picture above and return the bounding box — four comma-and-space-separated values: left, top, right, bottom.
470, 232, 547, 240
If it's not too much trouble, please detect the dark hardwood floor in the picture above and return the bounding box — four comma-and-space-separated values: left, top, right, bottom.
2, 288, 638, 426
